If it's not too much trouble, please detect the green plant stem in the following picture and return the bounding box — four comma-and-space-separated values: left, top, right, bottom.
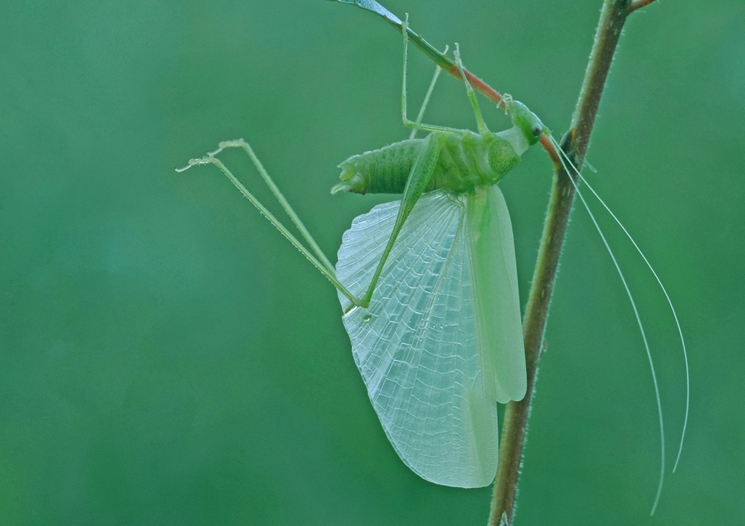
487, 0, 645, 524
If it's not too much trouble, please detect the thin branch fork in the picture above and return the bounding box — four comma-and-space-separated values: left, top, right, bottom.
629, 0, 658, 14
487, 0, 657, 524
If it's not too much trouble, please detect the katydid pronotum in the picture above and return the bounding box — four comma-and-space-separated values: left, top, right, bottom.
178, 7, 688, 514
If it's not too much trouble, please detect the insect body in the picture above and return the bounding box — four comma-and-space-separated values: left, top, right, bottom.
178, 5, 689, 512
323, 39, 547, 485
178, 20, 548, 488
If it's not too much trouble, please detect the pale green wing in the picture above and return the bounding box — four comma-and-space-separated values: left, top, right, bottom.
466, 186, 527, 402
336, 188, 524, 488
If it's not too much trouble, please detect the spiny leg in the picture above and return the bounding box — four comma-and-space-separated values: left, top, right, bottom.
360, 133, 441, 308
401, 15, 468, 137
176, 146, 362, 307
409, 45, 448, 140
453, 43, 489, 135
206, 139, 334, 273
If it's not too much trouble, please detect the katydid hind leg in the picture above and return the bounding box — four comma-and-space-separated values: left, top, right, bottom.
209, 139, 335, 273
360, 133, 441, 307
177, 142, 363, 307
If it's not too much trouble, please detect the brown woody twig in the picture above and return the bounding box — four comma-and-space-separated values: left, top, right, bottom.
487, 0, 656, 523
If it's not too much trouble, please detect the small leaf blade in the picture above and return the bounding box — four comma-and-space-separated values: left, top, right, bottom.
332, 0, 403, 25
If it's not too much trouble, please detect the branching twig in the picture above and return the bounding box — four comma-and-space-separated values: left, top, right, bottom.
629, 0, 658, 14
487, 0, 654, 523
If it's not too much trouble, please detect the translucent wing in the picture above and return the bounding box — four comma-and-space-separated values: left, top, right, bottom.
466, 186, 527, 402
336, 187, 526, 488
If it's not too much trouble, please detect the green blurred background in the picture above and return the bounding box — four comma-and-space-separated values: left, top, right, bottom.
2, 0, 743, 524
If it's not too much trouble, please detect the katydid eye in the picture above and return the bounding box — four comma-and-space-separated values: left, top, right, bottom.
531, 123, 543, 137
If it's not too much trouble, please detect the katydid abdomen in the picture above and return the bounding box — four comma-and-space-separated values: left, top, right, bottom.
333, 130, 522, 196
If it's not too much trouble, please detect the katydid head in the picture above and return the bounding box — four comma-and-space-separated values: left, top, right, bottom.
503, 96, 550, 147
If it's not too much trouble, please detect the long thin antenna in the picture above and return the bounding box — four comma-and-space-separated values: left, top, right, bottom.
553, 135, 690, 471
569, 162, 690, 474
550, 136, 665, 515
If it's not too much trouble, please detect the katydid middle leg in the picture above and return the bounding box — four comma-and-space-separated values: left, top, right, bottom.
408, 45, 448, 140
400, 18, 490, 139
400, 17, 469, 137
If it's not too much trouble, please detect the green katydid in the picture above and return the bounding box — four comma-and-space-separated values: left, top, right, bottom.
178, 3, 689, 512
180, 20, 542, 487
